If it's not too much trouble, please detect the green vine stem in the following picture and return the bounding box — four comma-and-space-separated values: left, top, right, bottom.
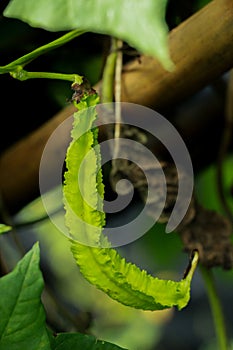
10, 67, 82, 83
101, 37, 118, 103
0, 29, 85, 74
200, 266, 229, 350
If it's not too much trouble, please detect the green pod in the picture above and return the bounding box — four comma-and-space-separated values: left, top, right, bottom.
63, 93, 198, 311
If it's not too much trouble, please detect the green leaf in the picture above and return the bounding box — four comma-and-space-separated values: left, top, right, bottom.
0, 242, 128, 350
0, 243, 51, 350
4, 0, 173, 70
53, 333, 126, 350
0, 224, 12, 235
63, 93, 198, 311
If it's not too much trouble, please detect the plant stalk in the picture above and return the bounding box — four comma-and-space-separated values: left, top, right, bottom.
10, 69, 82, 83
113, 39, 123, 159
0, 29, 85, 73
200, 266, 228, 350
101, 37, 118, 103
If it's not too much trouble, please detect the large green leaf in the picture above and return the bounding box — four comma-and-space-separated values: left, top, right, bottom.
3, 0, 173, 70
0, 243, 128, 350
0, 243, 51, 350
53, 333, 126, 350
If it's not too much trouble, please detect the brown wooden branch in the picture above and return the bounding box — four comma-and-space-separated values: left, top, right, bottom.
1, 0, 233, 215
